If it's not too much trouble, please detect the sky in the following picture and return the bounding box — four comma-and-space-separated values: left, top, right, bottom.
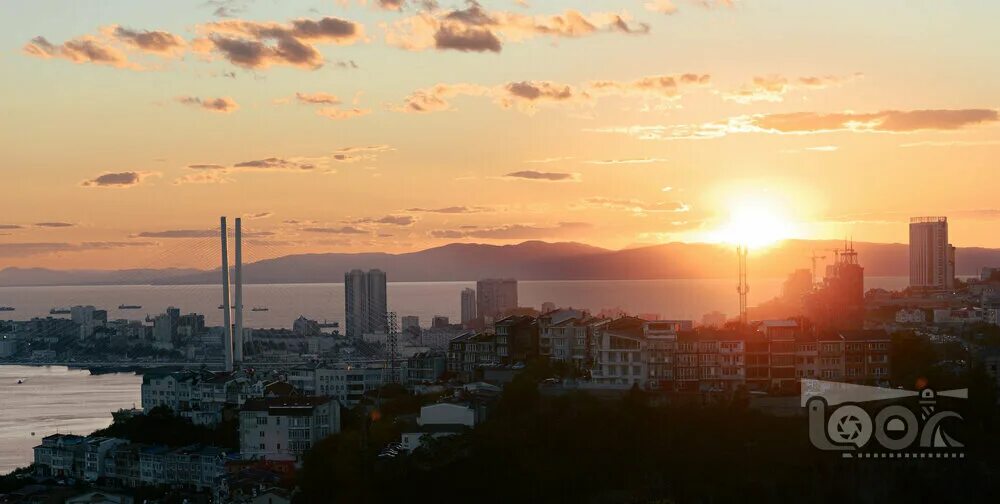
1, 0, 998, 269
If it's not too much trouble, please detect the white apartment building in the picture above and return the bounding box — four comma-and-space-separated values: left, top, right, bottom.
239, 397, 338, 461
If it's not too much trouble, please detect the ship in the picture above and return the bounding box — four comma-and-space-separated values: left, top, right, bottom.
0, 306, 14, 312
251, 306, 269, 312
50, 308, 71, 315
118, 304, 142, 310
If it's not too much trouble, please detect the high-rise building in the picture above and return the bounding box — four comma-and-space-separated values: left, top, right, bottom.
806, 247, 865, 331
401, 315, 420, 331
344, 269, 389, 339
461, 288, 477, 325
909, 216, 955, 290
476, 279, 518, 321
431, 315, 450, 329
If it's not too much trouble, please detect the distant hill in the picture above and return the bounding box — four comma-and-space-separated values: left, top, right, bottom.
1, 240, 998, 287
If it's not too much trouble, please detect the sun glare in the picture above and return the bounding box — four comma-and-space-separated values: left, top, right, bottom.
711, 196, 798, 250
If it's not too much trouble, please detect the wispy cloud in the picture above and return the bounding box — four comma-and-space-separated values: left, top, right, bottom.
504, 170, 580, 182
177, 96, 240, 113
430, 221, 592, 239
589, 108, 1000, 140
81, 171, 158, 188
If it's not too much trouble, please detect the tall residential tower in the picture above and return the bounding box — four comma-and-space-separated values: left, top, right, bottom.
461, 288, 477, 326
476, 279, 518, 322
909, 217, 955, 290
344, 269, 388, 339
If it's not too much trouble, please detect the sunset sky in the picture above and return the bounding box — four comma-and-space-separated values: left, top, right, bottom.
1, 0, 998, 269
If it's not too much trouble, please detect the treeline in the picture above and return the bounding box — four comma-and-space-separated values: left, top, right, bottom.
296, 367, 1000, 503
91, 406, 238, 450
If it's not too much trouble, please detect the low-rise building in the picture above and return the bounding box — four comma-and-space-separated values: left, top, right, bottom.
400, 403, 476, 452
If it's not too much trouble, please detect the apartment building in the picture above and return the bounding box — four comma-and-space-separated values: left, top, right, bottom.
447, 332, 500, 381
537, 309, 608, 367
239, 397, 339, 461
493, 315, 539, 364
140, 370, 252, 425
842, 330, 891, 385
291, 363, 386, 406
34, 435, 230, 491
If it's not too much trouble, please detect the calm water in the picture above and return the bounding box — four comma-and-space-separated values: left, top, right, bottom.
0, 278, 910, 329
0, 365, 142, 474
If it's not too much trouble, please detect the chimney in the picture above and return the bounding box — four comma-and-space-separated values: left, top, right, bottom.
234, 217, 244, 364
220, 217, 234, 372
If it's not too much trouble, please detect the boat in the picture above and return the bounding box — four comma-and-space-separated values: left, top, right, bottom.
118, 304, 142, 310
218, 305, 236, 310
251, 307, 269, 312
50, 308, 71, 315
0, 306, 14, 311
17, 379, 23, 384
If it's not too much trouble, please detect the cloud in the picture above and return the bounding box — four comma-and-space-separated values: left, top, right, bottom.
34, 222, 75, 228
245, 211, 274, 220
134, 229, 273, 238
589, 108, 1000, 140
430, 221, 591, 240
406, 206, 491, 214
81, 171, 157, 188
177, 96, 240, 113
316, 107, 372, 120
384, 2, 649, 53
193, 16, 365, 70
353, 215, 417, 226
504, 170, 580, 182
303, 226, 369, 234
293, 92, 342, 105
644, 0, 678, 14
0, 225, 24, 230
585, 158, 667, 165
331, 144, 394, 163
397, 74, 707, 115
104, 25, 185, 56
234, 157, 318, 170
23, 35, 137, 69
395, 83, 491, 113
174, 145, 391, 184
0, 241, 156, 258
173, 171, 233, 185
588, 73, 710, 101
723, 73, 862, 104
583, 197, 690, 215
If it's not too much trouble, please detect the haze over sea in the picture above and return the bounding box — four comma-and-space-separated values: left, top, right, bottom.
0, 278, 910, 329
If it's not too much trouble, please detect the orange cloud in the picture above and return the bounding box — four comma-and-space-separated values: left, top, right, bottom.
384, 2, 648, 53
23, 36, 137, 69
194, 17, 366, 70
177, 96, 240, 113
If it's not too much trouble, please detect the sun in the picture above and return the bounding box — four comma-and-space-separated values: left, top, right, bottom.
710, 196, 798, 250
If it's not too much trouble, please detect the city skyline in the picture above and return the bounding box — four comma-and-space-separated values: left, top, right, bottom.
3, 0, 1000, 270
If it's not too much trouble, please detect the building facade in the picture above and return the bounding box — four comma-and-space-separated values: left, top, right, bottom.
909, 216, 954, 290
239, 397, 339, 461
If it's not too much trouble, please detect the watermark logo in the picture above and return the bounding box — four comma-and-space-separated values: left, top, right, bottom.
802, 379, 966, 458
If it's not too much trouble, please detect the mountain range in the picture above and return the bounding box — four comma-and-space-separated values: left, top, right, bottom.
1, 240, 998, 287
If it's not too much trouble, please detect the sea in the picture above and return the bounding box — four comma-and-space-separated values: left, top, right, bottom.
0, 277, 912, 474
0, 365, 142, 475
